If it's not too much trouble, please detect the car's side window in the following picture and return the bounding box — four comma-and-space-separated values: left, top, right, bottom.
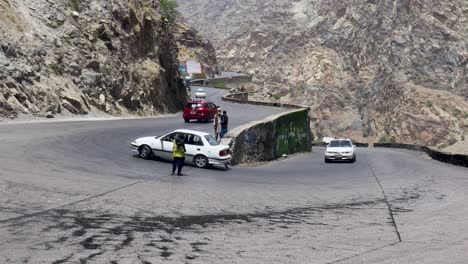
184, 134, 193, 144
163, 133, 177, 142
193, 135, 204, 146
185, 134, 204, 146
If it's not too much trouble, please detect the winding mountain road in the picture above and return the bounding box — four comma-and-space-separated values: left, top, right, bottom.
0, 87, 467, 264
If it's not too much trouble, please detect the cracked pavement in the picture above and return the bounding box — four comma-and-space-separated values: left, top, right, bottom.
1, 88, 467, 263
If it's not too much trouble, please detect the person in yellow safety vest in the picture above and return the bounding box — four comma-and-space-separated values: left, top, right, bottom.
172, 134, 186, 176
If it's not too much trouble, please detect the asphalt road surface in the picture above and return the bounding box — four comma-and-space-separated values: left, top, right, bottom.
0, 87, 467, 264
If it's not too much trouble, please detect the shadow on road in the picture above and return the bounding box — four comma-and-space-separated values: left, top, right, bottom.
132, 155, 231, 172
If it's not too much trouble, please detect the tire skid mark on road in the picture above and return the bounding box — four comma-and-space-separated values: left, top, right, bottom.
51, 254, 74, 264
3, 198, 394, 263
0, 179, 151, 225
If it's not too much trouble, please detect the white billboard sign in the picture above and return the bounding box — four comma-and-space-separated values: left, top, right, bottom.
185, 60, 203, 74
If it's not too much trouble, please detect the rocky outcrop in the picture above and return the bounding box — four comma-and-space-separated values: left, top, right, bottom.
178, 0, 468, 147
173, 22, 218, 77
0, 0, 187, 119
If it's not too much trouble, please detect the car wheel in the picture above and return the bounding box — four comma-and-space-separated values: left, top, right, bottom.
184, 119, 190, 123
352, 155, 356, 163
139, 145, 152, 160
194, 155, 209, 168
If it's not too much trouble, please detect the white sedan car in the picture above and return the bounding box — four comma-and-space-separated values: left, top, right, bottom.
195, 88, 206, 98
324, 139, 356, 163
131, 129, 232, 168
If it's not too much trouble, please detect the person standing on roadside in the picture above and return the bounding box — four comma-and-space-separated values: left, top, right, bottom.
172, 134, 186, 176
213, 108, 222, 140
220, 110, 229, 139
185, 75, 192, 92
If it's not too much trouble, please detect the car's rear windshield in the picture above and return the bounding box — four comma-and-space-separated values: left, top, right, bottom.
186, 103, 202, 108
329, 140, 352, 147
204, 135, 220, 146
196, 89, 204, 92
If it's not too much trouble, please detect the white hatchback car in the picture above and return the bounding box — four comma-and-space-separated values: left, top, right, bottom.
324, 139, 356, 163
131, 129, 232, 168
195, 88, 206, 98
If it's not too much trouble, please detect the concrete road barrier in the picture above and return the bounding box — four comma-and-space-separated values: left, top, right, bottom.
373, 143, 422, 151
312, 142, 369, 147
224, 92, 248, 102
374, 143, 468, 168
222, 92, 303, 109
192, 75, 253, 89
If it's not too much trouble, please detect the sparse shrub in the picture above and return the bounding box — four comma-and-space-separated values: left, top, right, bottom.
70, 0, 80, 11
461, 134, 465, 141
438, 143, 447, 149
299, 83, 307, 92
448, 135, 457, 146
378, 134, 390, 144
425, 100, 433, 108
362, 129, 369, 138
464, 112, 468, 119
272, 94, 281, 100
159, 0, 178, 24
441, 104, 448, 111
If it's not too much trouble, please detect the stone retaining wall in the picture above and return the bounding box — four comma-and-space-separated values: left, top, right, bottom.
311, 142, 369, 147
192, 76, 253, 88
222, 108, 312, 165
208, 75, 253, 84
374, 143, 468, 168
222, 92, 303, 109
224, 92, 248, 102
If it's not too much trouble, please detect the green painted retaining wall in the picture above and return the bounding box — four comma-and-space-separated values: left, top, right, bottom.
222, 108, 312, 165
274, 109, 311, 156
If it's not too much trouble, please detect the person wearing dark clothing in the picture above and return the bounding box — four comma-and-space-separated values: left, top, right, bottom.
185, 75, 192, 91
220, 111, 229, 139
172, 134, 186, 176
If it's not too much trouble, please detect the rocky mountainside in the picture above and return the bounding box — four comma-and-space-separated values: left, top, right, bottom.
0, 0, 214, 120
178, 0, 468, 147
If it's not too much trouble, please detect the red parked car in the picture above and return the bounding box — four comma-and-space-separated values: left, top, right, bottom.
183, 100, 218, 123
